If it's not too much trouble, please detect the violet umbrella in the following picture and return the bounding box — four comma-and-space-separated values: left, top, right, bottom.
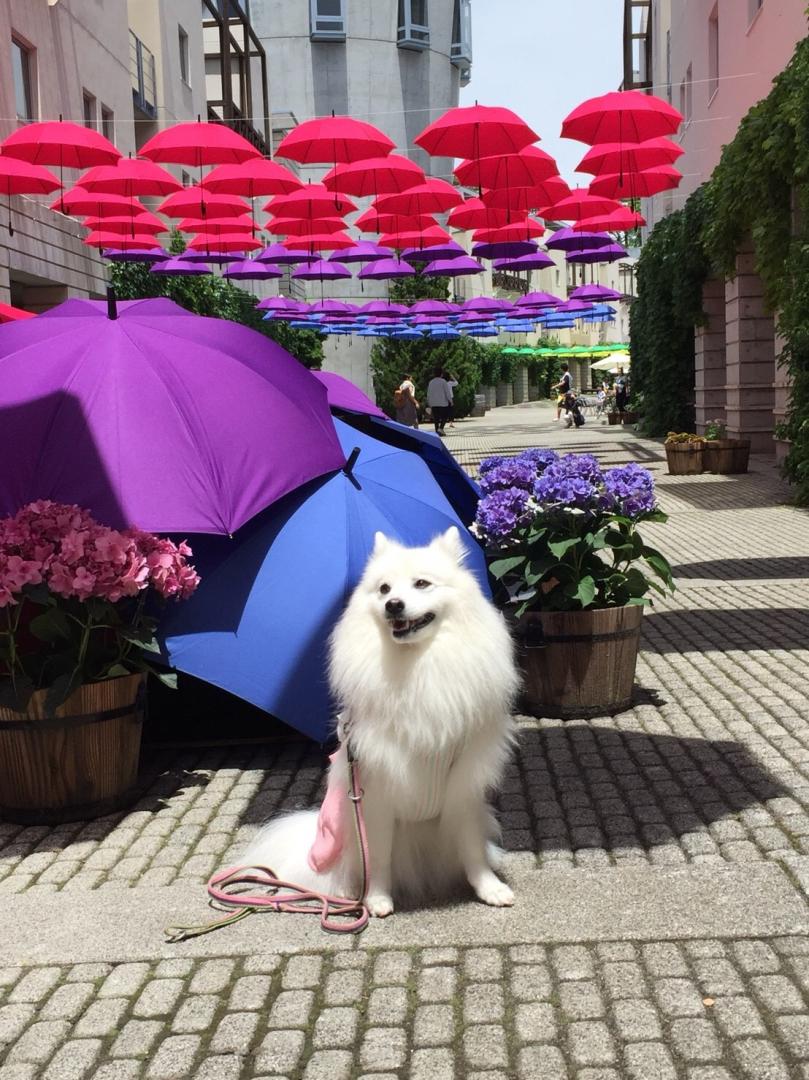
223, 259, 284, 281
103, 248, 169, 263
179, 250, 239, 265
423, 256, 485, 277
566, 244, 627, 264
256, 296, 304, 312
291, 259, 352, 281
338, 242, 395, 264
359, 300, 408, 317
515, 292, 561, 310
309, 300, 353, 316
313, 371, 387, 418
357, 258, 415, 281
256, 243, 319, 265
410, 299, 457, 315
464, 297, 514, 316
492, 251, 555, 271
401, 241, 468, 263
570, 284, 623, 301
151, 257, 212, 276
0, 297, 344, 534
545, 227, 613, 252
472, 240, 537, 260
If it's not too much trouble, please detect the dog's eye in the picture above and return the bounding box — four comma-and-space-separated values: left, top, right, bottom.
414, 579, 432, 589
379, 583, 391, 594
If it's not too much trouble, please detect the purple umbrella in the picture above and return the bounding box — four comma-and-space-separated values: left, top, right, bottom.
308, 375, 384, 416
472, 240, 537, 261
0, 297, 345, 534
310, 299, 354, 315
151, 257, 212, 276
464, 297, 514, 315
545, 227, 613, 252
567, 244, 627, 264
409, 299, 457, 315
359, 300, 408, 316
570, 284, 623, 301
292, 259, 352, 281
258, 243, 319, 265
104, 248, 169, 263
401, 241, 468, 263
556, 299, 594, 314
256, 296, 302, 312
515, 291, 561, 309
223, 259, 284, 281
339, 242, 395, 264
358, 258, 415, 281
493, 251, 555, 272
179, 250, 238, 265
423, 256, 485, 277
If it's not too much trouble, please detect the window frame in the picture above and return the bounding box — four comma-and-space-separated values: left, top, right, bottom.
451, 0, 472, 67
708, 5, 719, 102
100, 104, 114, 143
11, 36, 35, 124
398, 0, 430, 51
82, 90, 97, 130
178, 25, 190, 85
309, 0, 346, 42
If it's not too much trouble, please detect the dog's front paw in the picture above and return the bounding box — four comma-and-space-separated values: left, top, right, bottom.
475, 876, 514, 908
366, 893, 395, 918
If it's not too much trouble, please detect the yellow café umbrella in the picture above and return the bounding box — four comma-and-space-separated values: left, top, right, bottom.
591, 353, 631, 372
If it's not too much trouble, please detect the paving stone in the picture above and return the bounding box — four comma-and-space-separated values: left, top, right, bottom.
266, 990, 314, 1029
109, 1020, 163, 1059
517, 1044, 569, 1080
187, 960, 234, 995
750, 974, 806, 1013
509, 965, 554, 1001
712, 996, 767, 1037
671, 1018, 724, 1063
567, 1021, 615, 1067
559, 980, 604, 1019
552, 945, 594, 980
85, 1065, 141, 1080
731, 941, 781, 974
254, 1030, 306, 1074
192, 1057, 242, 1080
464, 1025, 509, 1069
417, 966, 456, 1003
642, 942, 690, 977
774, 1013, 809, 1059
209, 1012, 259, 1054
372, 952, 412, 985
6, 1021, 71, 1064
8, 969, 62, 1004
133, 979, 185, 1018
0, 1005, 37, 1049
409, 1047, 455, 1080
171, 995, 219, 1034
241, 954, 282, 975
464, 982, 504, 1023
624, 1041, 677, 1080
421, 948, 458, 965
0, 1065, 39, 1080
98, 963, 151, 1000
360, 1027, 407, 1070
323, 971, 363, 1006
367, 986, 408, 1024
732, 1038, 790, 1080
465, 948, 504, 980
693, 958, 746, 996
602, 962, 646, 1000
413, 1004, 454, 1047
281, 955, 322, 989
514, 1002, 557, 1043
611, 997, 663, 1040
654, 977, 706, 1017
312, 1007, 360, 1049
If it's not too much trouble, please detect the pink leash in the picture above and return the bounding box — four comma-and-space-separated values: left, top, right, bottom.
165, 748, 370, 942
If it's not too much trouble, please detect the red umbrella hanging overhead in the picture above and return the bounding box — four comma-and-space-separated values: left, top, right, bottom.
322, 155, 425, 196
1, 120, 120, 168
50, 187, 142, 217
178, 215, 258, 234
482, 177, 572, 213
83, 231, 162, 250
0, 155, 62, 234
454, 146, 558, 189
0, 302, 36, 323
378, 225, 452, 249
275, 116, 395, 164
375, 178, 463, 215
280, 231, 355, 252
539, 189, 623, 222
201, 159, 302, 196
589, 165, 682, 199
354, 208, 435, 233
82, 211, 167, 235
415, 105, 539, 158
576, 137, 685, 176
572, 207, 646, 231
447, 197, 511, 231
187, 233, 262, 253
267, 216, 348, 236
561, 90, 683, 145
78, 160, 183, 197
139, 122, 261, 166
265, 183, 356, 218
472, 219, 545, 243
158, 188, 249, 218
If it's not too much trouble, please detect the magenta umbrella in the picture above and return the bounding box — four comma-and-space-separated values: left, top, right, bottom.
0, 297, 344, 533
401, 241, 468, 263
410, 299, 457, 315
257, 243, 319, 265
359, 300, 408, 317
223, 259, 284, 280
313, 371, 387, 419
256, 296, 303, 312
492, 251, 555, 271
545, 227, 613, 252
339, 242, 395, 264
515, 291, 561, 309
151, 257, 211, 276
566, 244, 627, 264
358, 258, 415, 281
570, 284, 623, 301
472, 240, 537, 260
423, 256, 485, 277
292, 259, 352, 281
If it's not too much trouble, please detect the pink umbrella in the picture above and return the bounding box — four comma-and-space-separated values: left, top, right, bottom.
375, 178, 463, 215
313, 371, 387, 419
139, 122, 261, 166
322, 155, 425, 196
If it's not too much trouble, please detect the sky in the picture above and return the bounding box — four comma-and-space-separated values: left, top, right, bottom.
459, 0, 626, 189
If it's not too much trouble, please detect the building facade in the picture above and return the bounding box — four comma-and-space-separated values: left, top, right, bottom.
624, 0, 808, 452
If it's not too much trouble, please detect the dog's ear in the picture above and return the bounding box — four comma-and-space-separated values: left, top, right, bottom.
434, 526, 466, 563
372, 531, 391, 555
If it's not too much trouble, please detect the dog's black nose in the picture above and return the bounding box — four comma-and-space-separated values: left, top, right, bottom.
385, 598, 405, 615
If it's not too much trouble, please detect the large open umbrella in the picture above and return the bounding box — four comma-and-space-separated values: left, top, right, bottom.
312, 371, 387, 418
589, 165, 682, 200
158, 189, 249, 218
448, 198, 511, 231
0, 302, 35, 323
276, 116, 395, 165
480, 177, 571, 213
375, 178, 463, 215
139, 122, 261, 166
454, 146, 558, 189
415, 105, 538, 159
0, 297, 344, 534
157, 419, 487, 740
562, 91, 683, 145
1, 120, 120, 169
0, 156, 61, 235
576, 137, 685, 176
572, 207, 645, 231
423, 256, 484, 277
322, 155, 424, 196
357, 258, 415, 281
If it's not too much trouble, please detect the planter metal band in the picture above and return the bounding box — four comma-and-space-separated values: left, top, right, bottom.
0, 701, 144, 732
521, 626, 641, 647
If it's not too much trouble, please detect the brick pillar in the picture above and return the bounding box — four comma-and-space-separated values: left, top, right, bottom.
512, 365, 529, 403
694, 278, 727, 433
496, 382, 514, 406
773, 326, 792, 463
725, 248, 775, 453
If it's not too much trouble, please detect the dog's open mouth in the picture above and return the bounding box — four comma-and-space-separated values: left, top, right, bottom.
388, 613, 435, 639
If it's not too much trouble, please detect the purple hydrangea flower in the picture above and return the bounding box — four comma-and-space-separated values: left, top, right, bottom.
556, 453, 603, 484
517, 448, 559, 474
534, 468, 599, 510
602, 463, 657, 518
478, 458, 538, 495
474, 486, 533, 542
478, 455, 508, 476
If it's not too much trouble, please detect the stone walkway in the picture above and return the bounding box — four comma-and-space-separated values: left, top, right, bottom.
2, 402, 809, 1079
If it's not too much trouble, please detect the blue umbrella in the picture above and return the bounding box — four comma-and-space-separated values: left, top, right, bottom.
158, 419, 488, 742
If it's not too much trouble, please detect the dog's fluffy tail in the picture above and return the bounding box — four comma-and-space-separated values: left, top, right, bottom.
241, 810, 358, 898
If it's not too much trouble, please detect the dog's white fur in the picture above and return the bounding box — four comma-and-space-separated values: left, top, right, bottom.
243, 526, 520, 916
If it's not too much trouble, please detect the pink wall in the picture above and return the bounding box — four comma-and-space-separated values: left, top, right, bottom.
670, 0, 807, 203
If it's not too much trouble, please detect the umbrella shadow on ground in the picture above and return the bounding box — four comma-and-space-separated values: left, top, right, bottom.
0, 392, 126, 527
675, 556, 809, 580
655, 479, 784, 510
643, 607, 809, 652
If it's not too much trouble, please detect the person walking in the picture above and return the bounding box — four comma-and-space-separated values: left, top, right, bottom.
427, 368, 452, 436
552, 364, 573, 421
443, 370, 458, 429
615, 368, 629, 414
394, 373, 419, 428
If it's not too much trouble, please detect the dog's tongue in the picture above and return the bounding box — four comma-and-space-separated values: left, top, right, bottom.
393, 619, 408, 631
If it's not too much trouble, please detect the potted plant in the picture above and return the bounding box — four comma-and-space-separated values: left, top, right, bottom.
0, 500, 199, 823
664, 432, 706, 474
474, 450, 674, 719
702, 419, 751, 474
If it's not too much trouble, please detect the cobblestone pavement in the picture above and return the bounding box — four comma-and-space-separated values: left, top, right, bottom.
2, 402, 809, 1078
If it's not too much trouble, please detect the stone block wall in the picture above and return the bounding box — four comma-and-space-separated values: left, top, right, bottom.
724, 249, 776, 453
695, 278, 728, 433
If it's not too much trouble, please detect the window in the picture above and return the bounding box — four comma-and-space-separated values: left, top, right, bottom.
665, 30, 672, 104
708, 6, 719, 100
181, 170, 193, 187
679, 63, 693, 124
451, 0, 472, 81
100, 105, 114, 142
11, 38, 34, 123
309, 0, 346, 41
178, 26, 189, 84
398, 0, 430, 50
748, 0, 764, 23
82, 91, 96, 129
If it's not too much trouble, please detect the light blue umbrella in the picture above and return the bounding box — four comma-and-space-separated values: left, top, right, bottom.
158, 419, 488, 741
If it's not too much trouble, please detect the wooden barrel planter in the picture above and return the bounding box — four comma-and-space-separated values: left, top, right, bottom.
703, 438, 751, 474
665, 442, 704, 474
0, 673, 145, 824
518, 606, 643, 719
607, 412, 621, 426
621, 411, 639, 424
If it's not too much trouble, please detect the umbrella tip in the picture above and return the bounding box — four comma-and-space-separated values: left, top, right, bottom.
106, 286, 118, 321
343, 446, 361, 486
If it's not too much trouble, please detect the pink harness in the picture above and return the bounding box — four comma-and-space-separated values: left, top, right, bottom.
166, 745, 370, 941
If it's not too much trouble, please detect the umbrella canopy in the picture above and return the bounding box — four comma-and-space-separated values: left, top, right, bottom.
158, 418, 486, 739
222, 259, 284, 280
358, 258, 415, 281
82, 211, 167, 234
562, 90, 683, 144
151, 257, 211, 276
572, 207, 645, 231
576, 137, 685, 175
375, 178, 463, 215
410, 299, 456, 315
257, 296, 305, 312
0, 297, 344, 533
492, 251, 554, 271
313, 371, 387, 418
291, 259, 351, 280
0, 156, 61, 196
187, 233, 262, 253
178, 214, 257, 233
266, 184, 357, 218
104, 248, 169, 263
139, 122, 261, 166
276, 116, 395, 164
465, 297, 513, 315
472, 240, 537, 260
454, 145, 558, 189
473, 219, 544, 243
540, 189, 622, 222
49, 189, 141, 217
1, 121, 120, 168
514, 292, 561, 308
378, 226, 452, 250
201, 159, 302, 196
158, 189, 249, 218
545, 226, 613, 251
268, 215, 347, 236
78, 160, 183, 197
570, 284, 623, 301
359, 300, 408, 317
448, 198, 511, 231
401, 241, 468, 263
257, 243, 319, 265
354, 208, 434, 233
83, 231, 162, 250
0, 302, 35, 322
566, 243, 628, 263
591, 354, 631, 371
589, 165, 682, 200
423, 256, 484, 277
338, 241, 395, 264
415, 105, 538, 159
481, 177, 571, 212
322, 154, 424, 196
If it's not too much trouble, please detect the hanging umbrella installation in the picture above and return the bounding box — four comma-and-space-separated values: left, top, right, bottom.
158, 419, 487, 741
0, 156, 61, 235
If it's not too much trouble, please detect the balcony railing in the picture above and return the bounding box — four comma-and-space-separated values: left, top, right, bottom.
130, 30, 156, 119
397, 19, 430, 50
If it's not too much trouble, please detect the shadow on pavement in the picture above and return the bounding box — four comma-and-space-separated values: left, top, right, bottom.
643, 607, 809, 652
674, 556, 809, 580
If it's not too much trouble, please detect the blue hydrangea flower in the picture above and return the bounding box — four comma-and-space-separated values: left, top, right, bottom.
602, 463, 657, 518
517, 448, 559, 474
478, 458, 538, 495
474, 486, 533, 542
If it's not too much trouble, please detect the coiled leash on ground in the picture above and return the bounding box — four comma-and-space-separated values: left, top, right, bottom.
165, 747, 370, 942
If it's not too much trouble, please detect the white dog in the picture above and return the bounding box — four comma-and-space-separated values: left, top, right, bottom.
243, 526, 520, 917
